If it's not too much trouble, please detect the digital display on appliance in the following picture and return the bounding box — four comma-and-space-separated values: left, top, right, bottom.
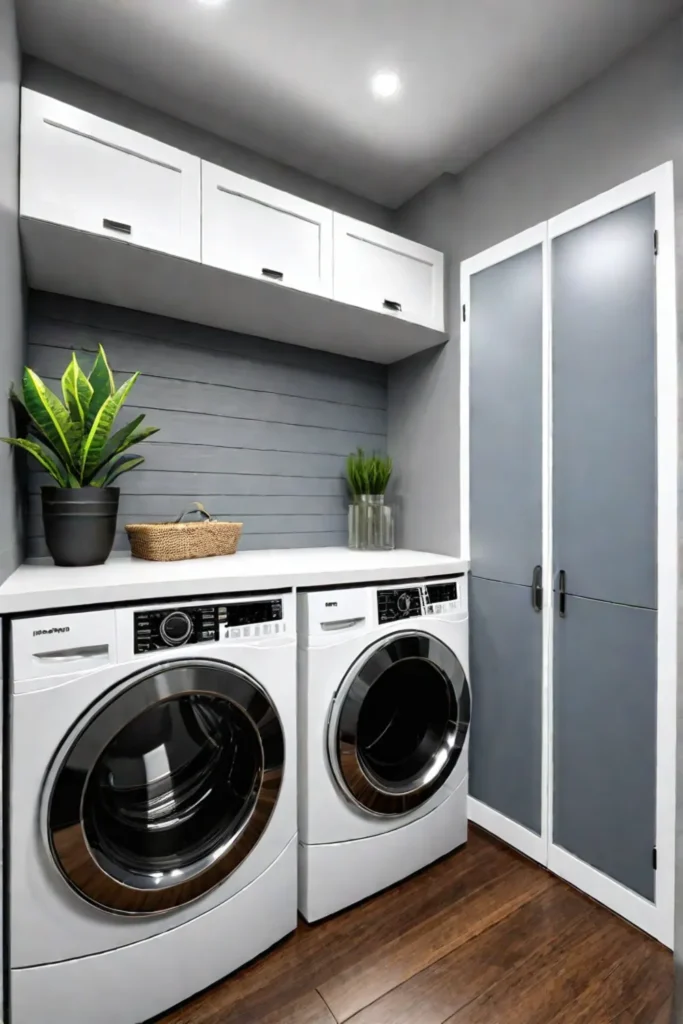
426, 582, 458, 605
221, 600, 283, 627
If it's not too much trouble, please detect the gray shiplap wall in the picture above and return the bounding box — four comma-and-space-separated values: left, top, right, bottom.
26, 292, 387, 556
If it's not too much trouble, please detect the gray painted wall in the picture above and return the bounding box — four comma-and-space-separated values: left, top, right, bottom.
392, 20, 682, 1015
389, 18, 683, 562
26, 292, 387, 557
22, 58, 393, 231
0, 0, 24, 584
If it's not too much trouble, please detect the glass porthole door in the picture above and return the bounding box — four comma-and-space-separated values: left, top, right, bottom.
329, 632, 470, 816
47, 661, 285, 915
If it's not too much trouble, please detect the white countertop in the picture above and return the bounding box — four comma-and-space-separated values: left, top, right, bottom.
0, 547, 468, 615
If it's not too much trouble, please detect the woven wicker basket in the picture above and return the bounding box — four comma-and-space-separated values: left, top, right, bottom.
126, 503, 243, 561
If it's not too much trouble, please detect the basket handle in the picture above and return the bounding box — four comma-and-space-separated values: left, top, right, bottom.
175, 502, 213, 523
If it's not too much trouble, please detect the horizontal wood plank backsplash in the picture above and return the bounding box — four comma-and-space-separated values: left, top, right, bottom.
26, 292, 388, 557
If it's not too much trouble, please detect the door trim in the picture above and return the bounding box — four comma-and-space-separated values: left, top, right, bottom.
468, 796, 545, 864
547, 162, 677, 948
461, 162, 677, 948
460, 222, 551, 872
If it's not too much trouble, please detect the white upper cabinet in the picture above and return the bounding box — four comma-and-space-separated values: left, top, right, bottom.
202, 164, 333, 297
333, 215, 444, 330
20, 90, 201, 261
19, 90, 447, 362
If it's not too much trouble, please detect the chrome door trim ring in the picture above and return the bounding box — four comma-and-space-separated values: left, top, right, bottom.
45, 658, 285, 915
327, 631, 470, 817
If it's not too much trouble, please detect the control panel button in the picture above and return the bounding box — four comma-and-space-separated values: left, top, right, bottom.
378, 587, 422, 623
160, 611, 193, 646
134, 605, 219, 654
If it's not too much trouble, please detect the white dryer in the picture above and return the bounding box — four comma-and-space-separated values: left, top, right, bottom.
297, 575, 470, 922
9, 592, 297, 1024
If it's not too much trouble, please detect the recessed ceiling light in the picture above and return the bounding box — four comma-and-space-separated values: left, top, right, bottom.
371, 70, 401, 100
195, 0, 228, 6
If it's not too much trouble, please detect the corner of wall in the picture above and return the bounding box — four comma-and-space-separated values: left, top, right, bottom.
0, 0, 25, 585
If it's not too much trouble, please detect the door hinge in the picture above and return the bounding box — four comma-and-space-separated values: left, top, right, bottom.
652, 847, 657, 870
462, 304, 467, 322
654, 230, 659, 256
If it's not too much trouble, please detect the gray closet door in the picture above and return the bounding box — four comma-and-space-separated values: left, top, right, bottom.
469, 576, 543, 834
552, 197, 657, 609
470, 245, 543, 586
553, 595, 656, 901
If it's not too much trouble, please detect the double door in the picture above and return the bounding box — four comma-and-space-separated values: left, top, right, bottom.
463, 165, 676, 946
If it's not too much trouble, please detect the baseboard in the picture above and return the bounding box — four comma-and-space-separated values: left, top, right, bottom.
468, 796, 546, 864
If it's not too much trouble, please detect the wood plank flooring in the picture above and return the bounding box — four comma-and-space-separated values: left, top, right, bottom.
159, 827, 673, 1024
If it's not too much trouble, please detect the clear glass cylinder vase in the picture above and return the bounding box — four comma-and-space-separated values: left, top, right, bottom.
348, 495, 394, 550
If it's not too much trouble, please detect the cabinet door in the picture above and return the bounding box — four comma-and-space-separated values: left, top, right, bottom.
202, 163, 333, 297
20, 90, 201, 261
552, 197, 657, 608
469, 244, 543, 586
553, 595, 656, 901
469, 576, 543, 834
333, 214, 444, 329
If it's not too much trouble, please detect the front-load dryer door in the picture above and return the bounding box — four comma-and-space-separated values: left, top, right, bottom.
46, 659, 284, 915
329, 632, 470, 816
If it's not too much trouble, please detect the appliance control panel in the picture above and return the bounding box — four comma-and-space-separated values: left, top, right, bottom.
134, 599, 283, 654
377, 580, 460, 623
424, 581, 459, 613
377, 587, 423, 623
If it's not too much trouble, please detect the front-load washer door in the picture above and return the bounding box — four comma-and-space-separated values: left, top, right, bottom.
329, 632, 470, 816
47, 659, 284, 915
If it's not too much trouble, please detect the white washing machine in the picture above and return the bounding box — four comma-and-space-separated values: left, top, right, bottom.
297, 575, 470, 922
9, 591, 297, 1024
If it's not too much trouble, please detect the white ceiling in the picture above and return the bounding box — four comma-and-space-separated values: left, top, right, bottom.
17, 0, 680, 207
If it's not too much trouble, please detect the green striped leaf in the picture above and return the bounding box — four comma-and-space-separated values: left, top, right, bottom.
22, 368, 78, 474
92, 455, 145, 488
0, 437, 68, 487
87, 345, 116, 428
95, 415, 158, 469
80, 373, 139, 483
62, 353, 93, 429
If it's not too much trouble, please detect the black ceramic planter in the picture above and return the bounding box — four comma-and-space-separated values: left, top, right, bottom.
42, 487, 120, 567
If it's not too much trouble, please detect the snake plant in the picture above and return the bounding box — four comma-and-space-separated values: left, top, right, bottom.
1, 345, 159, 488
346, 448, 393, 497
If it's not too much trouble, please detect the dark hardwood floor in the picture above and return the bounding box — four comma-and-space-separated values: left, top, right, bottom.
160, 827, 673, 1024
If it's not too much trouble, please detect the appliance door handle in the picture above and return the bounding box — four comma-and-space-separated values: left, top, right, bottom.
34, 645, 109, 662
383, 299, 402, 312
531, 565, 543, 612
261, 267, 284, 281
320, 617, 366, 632
558, 570, 567, 617
102, 218, 132, 235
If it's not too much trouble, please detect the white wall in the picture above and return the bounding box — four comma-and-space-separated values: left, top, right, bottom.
22, 58, 394, 231
390, 17, 683, 558
0, 0, 24, 585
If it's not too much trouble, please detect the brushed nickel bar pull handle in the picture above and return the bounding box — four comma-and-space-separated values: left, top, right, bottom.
103, 218, 132, 235
35, 645, 109, 662
558, 570, 567, 617
320, 617, 366, 632
531, 565, 543, 612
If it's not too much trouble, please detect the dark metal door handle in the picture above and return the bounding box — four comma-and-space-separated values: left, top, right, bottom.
103, 218, 132, 235
558, 570, 567, 617
383, 299, 402, 312
261, 267, 284, 281
531, 565, 543, 612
